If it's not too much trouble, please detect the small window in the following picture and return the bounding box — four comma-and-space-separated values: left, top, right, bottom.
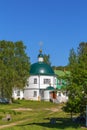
33, 91, 37, 97
44, 79, 51, 84
17, 91, 20, 96
34, 78, 37, 84
58, 92, 61, 96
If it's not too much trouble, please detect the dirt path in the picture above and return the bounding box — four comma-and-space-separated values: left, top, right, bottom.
0, 108, 33, 129
0, 107, 59, 129
0, 119, 29, 129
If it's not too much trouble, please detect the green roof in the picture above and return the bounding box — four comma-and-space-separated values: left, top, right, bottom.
54, 70, 70, 77
54, 70, 70, 90
30, 62, 55, 75
46, 86, 55, 90
56, 85, 62, 89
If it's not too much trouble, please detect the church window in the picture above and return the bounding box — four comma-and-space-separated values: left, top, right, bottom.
43, 79, 51, 84
17, 91, 20, 96
34, 78, 37, 84
58, 92, 61, 96
33, 91, 37, 97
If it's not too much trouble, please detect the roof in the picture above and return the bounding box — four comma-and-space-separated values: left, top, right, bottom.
54, 70, 70, 90
38, 53, 43, 58
54, 70, 70, 77
46, 86, 55, 90
30, 62, 55, 75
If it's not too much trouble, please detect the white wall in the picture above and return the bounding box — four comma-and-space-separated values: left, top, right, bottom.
44, 90, 50, 101
12, 89, 24, 100
26, 75, 57, 89
24, 89, 39, 100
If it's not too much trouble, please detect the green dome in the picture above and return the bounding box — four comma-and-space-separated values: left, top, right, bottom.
30, 62, 55, 75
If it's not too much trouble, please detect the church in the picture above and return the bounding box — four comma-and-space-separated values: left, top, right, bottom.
12, 50, 68, 102
24, 50, 57, 101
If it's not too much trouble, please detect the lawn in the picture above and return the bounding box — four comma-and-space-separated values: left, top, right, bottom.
0, 100, 86, 130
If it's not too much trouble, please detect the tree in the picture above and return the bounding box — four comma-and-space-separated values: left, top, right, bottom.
43, 54, 51, 66
68, 48, 77, 69
63, 42, 87, 117
0, 40, 30, 99
14, 41, 30, 88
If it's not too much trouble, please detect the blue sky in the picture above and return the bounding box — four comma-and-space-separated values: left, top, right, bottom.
0, 0, 87, 66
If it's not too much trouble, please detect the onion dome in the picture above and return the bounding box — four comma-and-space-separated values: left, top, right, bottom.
30, 50, 55, 75
30, 62, 55, 75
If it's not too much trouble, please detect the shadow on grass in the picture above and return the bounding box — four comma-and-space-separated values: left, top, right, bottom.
18, 117, 82, 129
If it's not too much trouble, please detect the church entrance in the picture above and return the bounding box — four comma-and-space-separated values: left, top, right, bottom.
50, 91, 57, 99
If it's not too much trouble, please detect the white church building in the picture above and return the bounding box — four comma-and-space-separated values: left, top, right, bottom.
24, 50, 57, 101
12, 50, 68, 102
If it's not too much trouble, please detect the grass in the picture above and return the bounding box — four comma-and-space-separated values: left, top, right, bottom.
0, 100, 86, 130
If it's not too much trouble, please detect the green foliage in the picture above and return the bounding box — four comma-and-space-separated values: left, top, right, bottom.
64, 42, 87, 115
43, 54, 51, 65
0, 40, 31, 99
68, 48, 77, 69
